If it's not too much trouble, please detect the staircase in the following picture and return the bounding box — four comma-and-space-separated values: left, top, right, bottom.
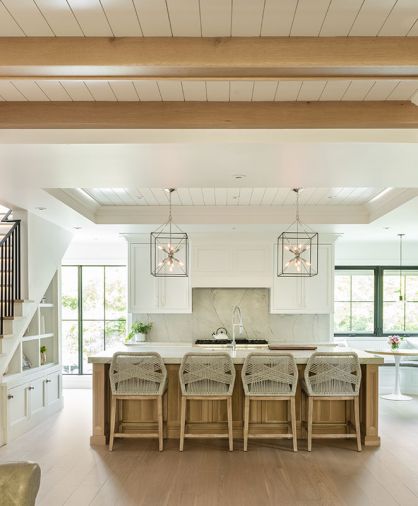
0, 207, 22, 367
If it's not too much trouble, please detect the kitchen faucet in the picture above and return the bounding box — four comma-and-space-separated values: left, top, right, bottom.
231, 305, 244, 352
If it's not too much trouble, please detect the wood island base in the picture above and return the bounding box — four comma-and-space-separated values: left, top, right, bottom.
90, 363, 381, 448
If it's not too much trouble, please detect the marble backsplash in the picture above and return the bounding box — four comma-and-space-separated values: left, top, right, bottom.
132, 288, 331, 343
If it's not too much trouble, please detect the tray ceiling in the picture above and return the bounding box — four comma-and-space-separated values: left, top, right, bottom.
79, 187, 385, 206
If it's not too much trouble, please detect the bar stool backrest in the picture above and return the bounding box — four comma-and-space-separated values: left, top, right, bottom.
242, 352, 298, 396
179, 352, 236, 396
304, 352, 361, 396
109, 352, 167, 396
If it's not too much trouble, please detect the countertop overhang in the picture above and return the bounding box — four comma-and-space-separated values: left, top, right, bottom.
88, 342, 384, 365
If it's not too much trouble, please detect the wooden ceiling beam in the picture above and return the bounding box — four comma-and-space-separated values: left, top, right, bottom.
0, 101, 417, 129
0, 37, 417, 80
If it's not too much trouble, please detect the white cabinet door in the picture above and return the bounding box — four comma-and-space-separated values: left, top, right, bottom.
304, 245, 333, 314
158, 276, 191, 313
45, 371, 61, 406
271, 247, 305, 313
28, 378, 45, 417
270, 244, 333, 314
129, 242, 191, 314
7, 384, 28, 430
129, 243, 158, 313
270, 275, 304, 313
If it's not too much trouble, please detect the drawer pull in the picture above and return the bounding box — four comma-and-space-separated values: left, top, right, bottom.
28, 386, 34, 390
7, 394, 13, 400
45, 380, 52, 383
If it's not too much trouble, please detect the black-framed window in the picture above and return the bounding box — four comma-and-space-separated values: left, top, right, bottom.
335, 266, 418, 336
61, 265, 127, 374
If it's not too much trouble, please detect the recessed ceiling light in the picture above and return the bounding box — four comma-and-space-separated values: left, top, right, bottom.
73, 226, 82, 230
36, 207, 46, 211
233, 174, 246, 180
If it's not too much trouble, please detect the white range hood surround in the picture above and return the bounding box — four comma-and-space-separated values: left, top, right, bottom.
190, 232, 338, 289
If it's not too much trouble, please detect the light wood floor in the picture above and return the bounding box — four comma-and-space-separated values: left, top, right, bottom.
1, 390, 418, 506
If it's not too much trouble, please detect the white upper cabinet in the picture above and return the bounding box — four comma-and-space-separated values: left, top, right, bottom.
304, 245, 334, 314
129, 243, 158, 313
270, 244, 334, 314
128, 242, 191, 314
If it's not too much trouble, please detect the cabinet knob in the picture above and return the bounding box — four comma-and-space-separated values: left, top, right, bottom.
45, 379, 51, 383
28, 386, 34, 390
7, 394, 13, 400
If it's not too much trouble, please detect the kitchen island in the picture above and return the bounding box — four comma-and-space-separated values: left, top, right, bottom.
89, 344, 384, 447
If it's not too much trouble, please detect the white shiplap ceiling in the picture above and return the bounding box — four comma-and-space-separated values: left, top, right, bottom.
80, 187, 385, 206
0, 0, 417, 37
1, 79, 418, 102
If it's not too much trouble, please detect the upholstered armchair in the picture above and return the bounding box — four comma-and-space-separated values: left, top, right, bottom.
0, 462, 41, 506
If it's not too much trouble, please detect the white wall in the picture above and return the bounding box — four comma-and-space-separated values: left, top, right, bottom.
335, 239, 418, 266
62, 235, 127, 265
27, 213, 73, 303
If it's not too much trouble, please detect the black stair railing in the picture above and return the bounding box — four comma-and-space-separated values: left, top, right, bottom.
0, 209, 21, 335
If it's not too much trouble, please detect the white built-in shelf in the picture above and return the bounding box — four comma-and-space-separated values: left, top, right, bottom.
22, 333, 54, 342
4, 362, 57, 382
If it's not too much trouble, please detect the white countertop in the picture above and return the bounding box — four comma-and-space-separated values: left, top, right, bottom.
88, 342, 384, 365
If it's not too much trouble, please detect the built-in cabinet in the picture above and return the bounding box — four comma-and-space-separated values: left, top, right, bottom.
128, 243, 191, 314
5, 368, 62, 441
2, 272, 63, 443
127, 236, 335, 316
270, 244, 334, 314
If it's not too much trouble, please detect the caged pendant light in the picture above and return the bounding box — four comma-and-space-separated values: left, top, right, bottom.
150, 188, 189, 277
277, 188, 319, 277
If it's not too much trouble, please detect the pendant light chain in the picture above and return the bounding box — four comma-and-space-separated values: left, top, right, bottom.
168, 188, 172, 242
399, 233, 405, 301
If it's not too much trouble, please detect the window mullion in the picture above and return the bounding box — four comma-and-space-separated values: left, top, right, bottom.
78, 266, 83, 375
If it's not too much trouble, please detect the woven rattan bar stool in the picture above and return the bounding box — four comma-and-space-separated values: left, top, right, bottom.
108, 352, 168, 452
302, 351, 362, 452
241, 352, 299, 452
179, 352, 236, 451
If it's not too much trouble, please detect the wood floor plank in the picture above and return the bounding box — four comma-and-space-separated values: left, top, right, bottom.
0, 390, 417, 506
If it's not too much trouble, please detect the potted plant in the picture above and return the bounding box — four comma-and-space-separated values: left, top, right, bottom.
127, 321, 153, 343
40, 345, 47, 365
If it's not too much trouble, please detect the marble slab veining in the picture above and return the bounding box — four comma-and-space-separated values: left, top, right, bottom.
132, 288, 330, 343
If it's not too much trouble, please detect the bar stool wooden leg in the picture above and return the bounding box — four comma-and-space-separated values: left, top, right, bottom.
179, 396, 186, 452
157, 396, 164, 452
290, 397, 297, 452
109, 396, 117, 452
227, 396, 233, 452
353, 396, 362, 452
243, 396, 250, 452
307, 396, 313, 452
